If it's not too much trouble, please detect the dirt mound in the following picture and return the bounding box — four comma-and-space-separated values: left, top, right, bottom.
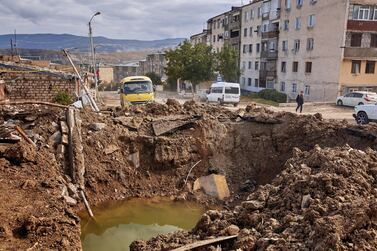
136, 145, 377, 250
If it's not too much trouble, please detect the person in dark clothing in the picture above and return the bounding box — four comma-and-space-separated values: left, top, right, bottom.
296, 91, 304, 113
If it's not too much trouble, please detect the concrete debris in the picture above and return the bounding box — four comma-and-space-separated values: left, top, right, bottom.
89, 123, 106, 131
104, 144, 120, 155
193, 174, 230, 200
63, 195, 77, 206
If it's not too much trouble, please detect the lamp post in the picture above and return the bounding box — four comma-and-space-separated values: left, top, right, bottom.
88, 11, 101, 99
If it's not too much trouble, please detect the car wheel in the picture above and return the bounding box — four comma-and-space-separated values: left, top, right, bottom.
356, 112, 369, 125
217, 98, 224, 106
337, 100, 343, 106
358, 102, 364, 106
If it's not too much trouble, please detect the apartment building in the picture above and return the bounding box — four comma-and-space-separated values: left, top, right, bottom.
277, 0, 349, 101
191, 0, 377, 101
260, 0, 281, 90
240, 0, 263, 92
340, 1, 377, 94
190, 30, 210, 45
207, 12, 228, 53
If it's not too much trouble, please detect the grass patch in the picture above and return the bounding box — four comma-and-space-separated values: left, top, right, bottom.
241, 93, 280, 107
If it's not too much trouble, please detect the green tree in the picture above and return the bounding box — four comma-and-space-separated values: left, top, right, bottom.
145, 72, 162, 85
216, 45, 240, 82
165, 41, 216, 92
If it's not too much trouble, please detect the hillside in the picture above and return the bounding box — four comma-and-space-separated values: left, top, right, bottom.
0, 34, 185, 53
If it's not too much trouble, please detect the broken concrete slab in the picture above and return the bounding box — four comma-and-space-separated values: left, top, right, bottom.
193, 174, 230, 200
89, 123, 106, 131
60, 121, 68, 135
104, 144, 120, 155
113, 116, 143, 130
127, 151, 140, 168
152, 116, 201, 136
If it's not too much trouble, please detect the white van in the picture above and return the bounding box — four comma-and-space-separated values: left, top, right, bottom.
206, 82, 240, 106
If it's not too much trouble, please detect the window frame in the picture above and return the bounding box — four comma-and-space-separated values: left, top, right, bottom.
308, 14, 316, 28
295, 17, 302, 30
293, 61, 299, 72
358, 6, 370, 20
307, 38, 314, 51
281, 61, 287, 72
280, 82, 286, 92
351, 60, 361, 74
305, 62, 312, 73
292, 83, 297, 93
365, 61, 375, 74
305, 85, 310, 95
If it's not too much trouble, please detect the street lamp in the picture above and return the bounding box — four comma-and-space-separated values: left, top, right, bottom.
88, 11, 101, 98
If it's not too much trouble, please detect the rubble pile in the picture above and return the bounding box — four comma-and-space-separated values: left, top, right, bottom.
1, 100, 377, 250
135, 145, 377, 250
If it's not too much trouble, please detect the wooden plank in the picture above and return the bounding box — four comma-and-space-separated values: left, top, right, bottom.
171, 235, 238, 251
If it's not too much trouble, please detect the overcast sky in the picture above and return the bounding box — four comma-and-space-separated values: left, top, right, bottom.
0, 0, 243, 40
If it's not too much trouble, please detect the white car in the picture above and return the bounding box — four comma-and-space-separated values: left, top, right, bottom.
336, 91, 377, 107
354, 103, 377, 124
206, 82, 240, 106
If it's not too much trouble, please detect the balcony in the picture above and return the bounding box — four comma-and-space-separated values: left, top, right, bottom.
262, 30, 279, 39
261, 50, 278, 59
344, 47, 377, 59
259, 70, 277, 79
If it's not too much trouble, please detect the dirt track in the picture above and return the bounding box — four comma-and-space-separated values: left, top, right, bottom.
0, 100, 376, 250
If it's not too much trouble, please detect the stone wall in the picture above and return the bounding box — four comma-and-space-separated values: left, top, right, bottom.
0, 66, 78, 103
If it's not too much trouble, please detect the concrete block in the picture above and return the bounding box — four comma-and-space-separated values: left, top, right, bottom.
193, 174, 230, 200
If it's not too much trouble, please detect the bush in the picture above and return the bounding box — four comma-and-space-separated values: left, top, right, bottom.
54, 91, 73, 105
258, 89, 287, 103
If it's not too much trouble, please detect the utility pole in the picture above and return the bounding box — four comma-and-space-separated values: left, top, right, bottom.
88, 12, 101, 100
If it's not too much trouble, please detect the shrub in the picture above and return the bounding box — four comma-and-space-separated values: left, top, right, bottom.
258, 89, 287, 103
54, 90, 73, 105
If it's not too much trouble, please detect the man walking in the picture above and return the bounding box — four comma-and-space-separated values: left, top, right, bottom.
296, 91, 304, 113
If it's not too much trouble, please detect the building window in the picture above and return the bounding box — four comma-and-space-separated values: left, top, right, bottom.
371, 34, 377, 48
283, 20, 289, 31
250, 9, 254, 19
294, 39, 300, 52
256, 43, 260, 53
248, 61, 252, 69
293, 61, 299, 72
305, 62, 312, 73
242, 61, 246, 70
261, 62, 267, 70
351, 33, 362, 47
374, 8, 377, 20
307, 38, 314, 50
365, 61, 375, 74
249, 27, 253, 37
244, 28, 248, 37
243, 45, 247, 54
308, 15, 316, 28
296, 0, 303, 8
292, 83, 297, 93
257, 25, 261, 36
305, 85, 310, 95
285, 0, 291, 10
358, 7, 370, 20
282, 40, 288, 51
242, 77, 246, 86
255, 61, 259, 70
351, 60, 361, 74
244, 12, 249, 22
248, 78, 252, 86
249, 44, 253, 53
255, 79, 259, 87
213, 35, 216, 43
280, 82, 286, 92
281, 61, 287, 72
295, 17, 301, 30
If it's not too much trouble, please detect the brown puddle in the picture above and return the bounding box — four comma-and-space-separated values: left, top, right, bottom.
79, 197, 205, 251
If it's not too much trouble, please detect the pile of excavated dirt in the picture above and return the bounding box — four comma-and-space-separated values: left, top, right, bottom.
1, 100, 377, 250
133, 145, 377, 250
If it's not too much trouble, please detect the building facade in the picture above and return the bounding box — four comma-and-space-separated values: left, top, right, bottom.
240, 0, 263, 92
190, 30, 209, 45
339, 0, 377, 94
191, 0, 377, 102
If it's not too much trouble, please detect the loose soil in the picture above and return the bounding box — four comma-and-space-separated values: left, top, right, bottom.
0, 100, 376, 250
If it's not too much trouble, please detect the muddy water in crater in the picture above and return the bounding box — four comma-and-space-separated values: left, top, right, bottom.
79, 198, 205, 251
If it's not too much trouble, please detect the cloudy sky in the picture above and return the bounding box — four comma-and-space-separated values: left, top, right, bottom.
0, 0, 243, 40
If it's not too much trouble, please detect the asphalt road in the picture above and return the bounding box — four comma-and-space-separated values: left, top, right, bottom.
99, 91, 355, 123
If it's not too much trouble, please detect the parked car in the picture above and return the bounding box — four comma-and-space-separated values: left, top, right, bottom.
353, 103, 377, 124
206, 82, 240, 106
336, 91, 377, 107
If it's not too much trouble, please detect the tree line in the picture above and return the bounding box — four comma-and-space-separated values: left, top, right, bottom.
164, 41, 240, 91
